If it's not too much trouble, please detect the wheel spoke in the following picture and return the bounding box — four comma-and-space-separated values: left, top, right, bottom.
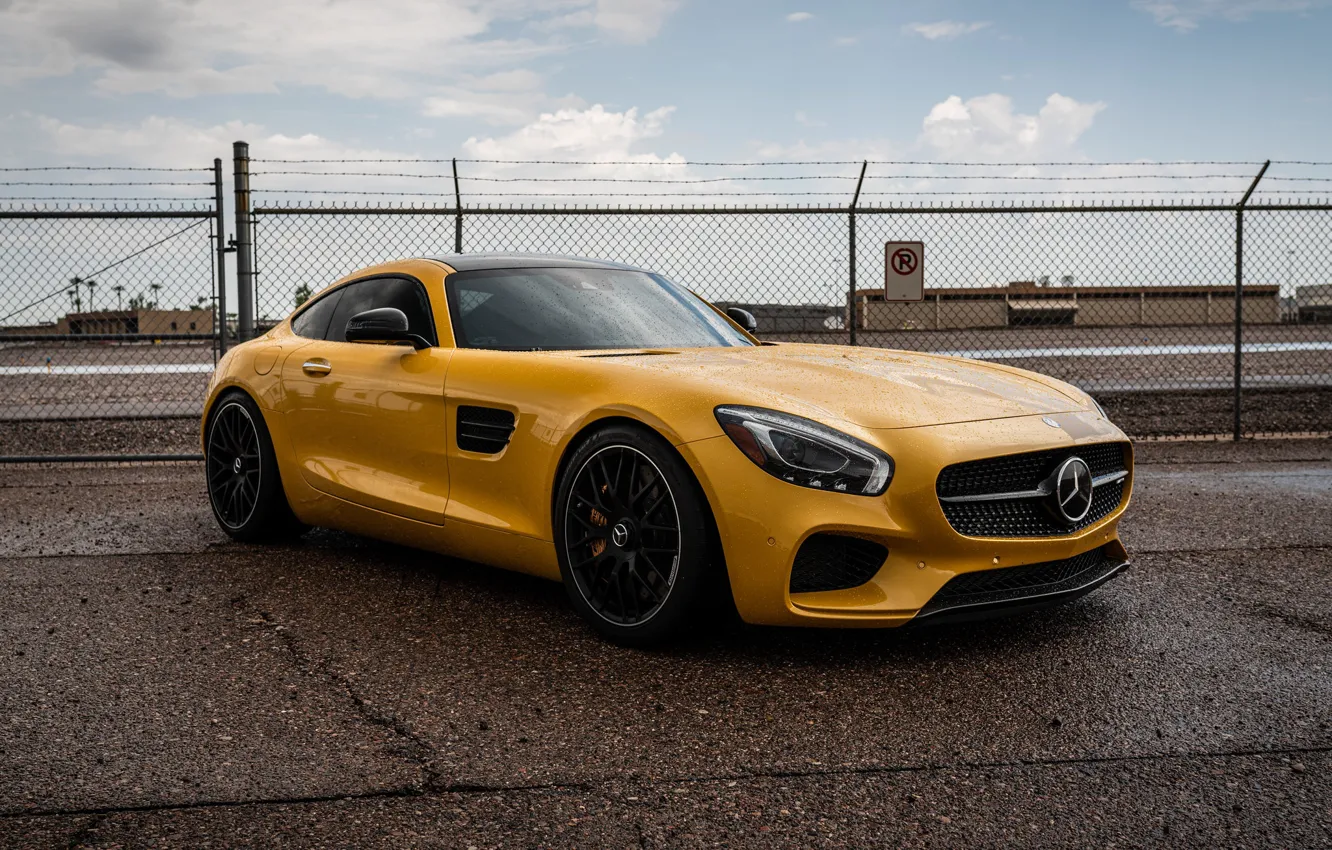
641, 490, 671, 521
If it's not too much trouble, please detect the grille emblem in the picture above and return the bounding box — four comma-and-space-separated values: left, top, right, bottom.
1052, 456, 1094, 523
1042, 416, 1060, 428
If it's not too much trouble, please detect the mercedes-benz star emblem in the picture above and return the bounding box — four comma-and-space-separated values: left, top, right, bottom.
611, 522, 630, 548
232, 457, 243, 474
1052, 456, 1094, 523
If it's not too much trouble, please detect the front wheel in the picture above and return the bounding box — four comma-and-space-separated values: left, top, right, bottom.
205, 390, 304, 542
554, 424, 721, 646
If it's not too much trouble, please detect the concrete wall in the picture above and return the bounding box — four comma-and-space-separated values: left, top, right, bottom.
139, 310, 215, 334
1141, 297, 1209, 327
1076, 297, 1139, 326
939, 299, 1007, 329
862, 300, 936, 330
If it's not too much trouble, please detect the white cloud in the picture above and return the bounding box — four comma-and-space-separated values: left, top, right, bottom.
905, 20, 992, 40
595, 0, 681, 42
920, 93, 1106, 159
462, 104, 680, 162
1132, 0, 1321, 31
33, 115, 403, 169
786, 11, 814, 22
794, 111, 826, 128
0, 0, 681, 98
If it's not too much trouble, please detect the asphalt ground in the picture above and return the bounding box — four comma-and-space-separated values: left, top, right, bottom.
1, 439, 1330, 847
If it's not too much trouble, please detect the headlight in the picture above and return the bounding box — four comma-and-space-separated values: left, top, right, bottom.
714, 405, 893, 496
1089, 395, 1109, 420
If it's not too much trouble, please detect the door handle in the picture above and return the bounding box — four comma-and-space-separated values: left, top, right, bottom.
302, 358, 332, 376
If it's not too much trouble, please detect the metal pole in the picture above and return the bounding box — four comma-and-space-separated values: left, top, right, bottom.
1233, 159, 1270, 441
233, 140, 254, 341
213, 158, 229, 353
847, 160, 867, 346
452, 157, 463, 254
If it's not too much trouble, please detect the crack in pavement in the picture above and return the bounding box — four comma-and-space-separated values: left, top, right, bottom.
4, 743, 1329, 822
238, 600, 445, 794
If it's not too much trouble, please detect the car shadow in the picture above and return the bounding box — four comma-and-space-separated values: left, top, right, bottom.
268, 526, 1130, 670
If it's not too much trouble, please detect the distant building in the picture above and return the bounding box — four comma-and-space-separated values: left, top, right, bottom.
0, 308, 215, 338
855, 281, 1281, 330
714, 302, 844, 334
1297, 283, 1332, 324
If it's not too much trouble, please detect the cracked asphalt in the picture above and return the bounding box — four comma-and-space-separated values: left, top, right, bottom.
1, 439, 1330, 848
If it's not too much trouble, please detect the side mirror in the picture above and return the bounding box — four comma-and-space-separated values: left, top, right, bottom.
345, 307, 430, 350
726, 306, 758, 335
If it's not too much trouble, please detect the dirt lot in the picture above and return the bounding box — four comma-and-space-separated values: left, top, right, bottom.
1, 439, 1329, 847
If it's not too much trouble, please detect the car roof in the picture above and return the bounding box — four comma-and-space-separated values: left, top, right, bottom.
427, 253, 647, 273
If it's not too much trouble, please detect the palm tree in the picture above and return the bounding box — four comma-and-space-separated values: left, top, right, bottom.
113, 285, 125, 310
149, 283, 162, 310
84, 279, 97, 311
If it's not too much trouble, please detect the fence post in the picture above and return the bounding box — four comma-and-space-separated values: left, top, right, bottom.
452, 157, 463, 254
847, 160, 867, 345
213, 158, 229, 354
1233, 160, 1270, 441
233, 140, 254, 341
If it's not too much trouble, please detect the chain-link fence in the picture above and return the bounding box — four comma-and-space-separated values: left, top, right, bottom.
0, 164, 226, 460
4, 151, 1331, 461
249, 201, 1332, 438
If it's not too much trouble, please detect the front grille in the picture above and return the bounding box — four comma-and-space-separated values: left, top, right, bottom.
936, 442, 1129, 537
789, 533, 888, 594
918, 547, 1122, 618
456, 406, 516, 454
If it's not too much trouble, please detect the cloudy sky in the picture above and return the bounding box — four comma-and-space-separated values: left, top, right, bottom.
1, 0, 1329, 173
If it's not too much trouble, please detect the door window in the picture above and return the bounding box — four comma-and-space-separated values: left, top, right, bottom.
326, 277, 437, 344
292, 288, 344, 339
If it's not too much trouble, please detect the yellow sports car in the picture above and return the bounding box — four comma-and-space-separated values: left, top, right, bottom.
202, 254, 1133, 644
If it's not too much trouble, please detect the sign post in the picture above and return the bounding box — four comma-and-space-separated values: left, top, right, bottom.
883, 242, 925, 302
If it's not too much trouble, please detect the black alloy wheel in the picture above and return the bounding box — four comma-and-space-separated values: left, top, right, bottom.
205, 390, 305, 542
555, 424, 721, 645
565, 445, 681, 625
207, 400, 261, 530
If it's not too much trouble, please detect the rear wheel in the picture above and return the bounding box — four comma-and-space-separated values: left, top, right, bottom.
205, 391, 304, 542
554, 424, 720, 646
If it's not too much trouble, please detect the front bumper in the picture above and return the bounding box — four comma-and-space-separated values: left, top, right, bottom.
909, 549, 1130, 627
677, 409, 1133, 628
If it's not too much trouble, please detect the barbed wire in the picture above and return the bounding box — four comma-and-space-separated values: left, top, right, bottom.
0, 196, 216, 202
0, 181, 215, 187
251, 188, 1270, 198
0, 165, 212, 172
251, 157, 1269, 167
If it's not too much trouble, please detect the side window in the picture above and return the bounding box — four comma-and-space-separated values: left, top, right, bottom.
326, 277, 437, 345
291, 288, 344, 340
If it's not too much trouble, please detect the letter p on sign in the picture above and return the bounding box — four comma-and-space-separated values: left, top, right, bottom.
883, 242, 924, 302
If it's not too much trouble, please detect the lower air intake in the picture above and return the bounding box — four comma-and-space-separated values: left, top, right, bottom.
789, 533, 888, 594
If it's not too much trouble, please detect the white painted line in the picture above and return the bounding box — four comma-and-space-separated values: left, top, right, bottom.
934, 341, 1332, 360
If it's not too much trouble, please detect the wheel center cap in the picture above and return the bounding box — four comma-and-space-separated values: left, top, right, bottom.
611, 522, 631, 548
232, 457, 243, 474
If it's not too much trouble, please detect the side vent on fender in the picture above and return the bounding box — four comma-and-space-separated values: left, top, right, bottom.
456, 406, 516, 454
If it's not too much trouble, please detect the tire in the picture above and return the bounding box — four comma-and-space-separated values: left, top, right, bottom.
554, 423, 722, 646
205, 390, 305, 543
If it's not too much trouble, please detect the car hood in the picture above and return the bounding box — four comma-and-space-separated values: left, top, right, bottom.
565, 343, 1087, 430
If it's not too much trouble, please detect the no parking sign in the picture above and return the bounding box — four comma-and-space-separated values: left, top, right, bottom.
883, 242, 924, 301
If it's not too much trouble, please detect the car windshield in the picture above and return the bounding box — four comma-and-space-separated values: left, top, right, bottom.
444, 267, 754, 351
